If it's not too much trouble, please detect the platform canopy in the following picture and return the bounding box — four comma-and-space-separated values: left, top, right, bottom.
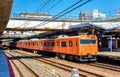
23, 22, 120, 39
70, 22, 120, 30
70, 22, 120, 35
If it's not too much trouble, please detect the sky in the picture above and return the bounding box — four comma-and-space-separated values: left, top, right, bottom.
11, 0, 120, 18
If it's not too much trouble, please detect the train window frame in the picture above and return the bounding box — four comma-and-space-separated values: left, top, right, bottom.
57, 41, 60, 46
61, 42, 66, 47
80, 40, 96, 44
76, 41, 78, 47
44, 42, 47, 46
37, 42, 40, 46
51, 42, 55, 46
33, 42, 34, 46
22, 43, 24, 46
69, 41, 72, 47
48, 42, 50, 46
31, 42, 32, 46
29, 42, 31, 46
25, 42, 27, 46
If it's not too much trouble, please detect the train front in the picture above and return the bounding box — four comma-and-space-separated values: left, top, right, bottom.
79, 35, 98, 61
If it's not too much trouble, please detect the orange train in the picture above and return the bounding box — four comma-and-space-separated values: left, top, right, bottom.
15, 35, 98, 61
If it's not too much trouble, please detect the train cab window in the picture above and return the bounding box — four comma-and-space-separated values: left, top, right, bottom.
57, 41, 60, 46
69, 41, 72, 47
61, 42, 66, 47
44, 42, 46, 46
80, 40, 96, 44
90, 40, 96, 44
51, 42, 55, 46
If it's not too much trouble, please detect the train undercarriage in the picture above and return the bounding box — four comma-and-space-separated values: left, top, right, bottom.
31, 50, 97, 62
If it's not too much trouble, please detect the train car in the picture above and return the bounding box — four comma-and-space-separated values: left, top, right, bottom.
16, 35, 98, 61
0, 50, 15, 77
54, 35, 98, 61
1, 41, 16, 49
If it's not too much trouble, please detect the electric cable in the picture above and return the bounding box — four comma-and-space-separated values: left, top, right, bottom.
33, 0, 92, 28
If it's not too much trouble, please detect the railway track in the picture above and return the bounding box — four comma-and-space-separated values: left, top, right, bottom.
89, 62, 120, 72
38, 59, 104, 77
10, 60, 23, 77
10, 51, 83, 77
13, 50, 105, 77
5, 51, 39, 77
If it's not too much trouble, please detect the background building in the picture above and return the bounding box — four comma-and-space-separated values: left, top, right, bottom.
19, 12, 53, 20
116, 10, 120, 18
79, 9, 106, 20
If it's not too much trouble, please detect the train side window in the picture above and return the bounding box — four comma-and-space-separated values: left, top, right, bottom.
44, 42, 46, 46
76, 41, 78, 47
61, 42, 66, 47
33, 42, 34, 46
51, 42, 55, 46
48, 42, 50, 46
69, 41, 72, 47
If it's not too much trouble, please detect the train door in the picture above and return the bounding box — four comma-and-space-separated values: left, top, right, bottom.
56, 41, 60, 52
68, 40, 73, 54
39, 41, 42, 50
73, 39, 79, 54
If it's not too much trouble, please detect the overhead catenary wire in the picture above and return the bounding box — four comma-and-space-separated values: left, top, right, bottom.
44, 0, 63, 12
35, 1, 46, 12
40, 0, 57, 12
33, 0, 92, 28
53, 0, 83, 19
22, 0, 82, 28
54, 0, 92, 20
21, 0, 53, 28
36, 0, 53, 12
33, 0, 83, 28
22, 0, 61, 29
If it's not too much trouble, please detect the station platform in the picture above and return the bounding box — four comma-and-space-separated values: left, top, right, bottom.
0, 50, 14, 77
98, 51, 120, 60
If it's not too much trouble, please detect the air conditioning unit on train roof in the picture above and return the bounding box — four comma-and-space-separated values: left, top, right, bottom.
29, 38, 39, 40
57, 34, 69, 38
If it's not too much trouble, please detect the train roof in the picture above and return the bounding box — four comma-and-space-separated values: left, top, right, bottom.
55, 35, 96, 39
17, 35, 96, 42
